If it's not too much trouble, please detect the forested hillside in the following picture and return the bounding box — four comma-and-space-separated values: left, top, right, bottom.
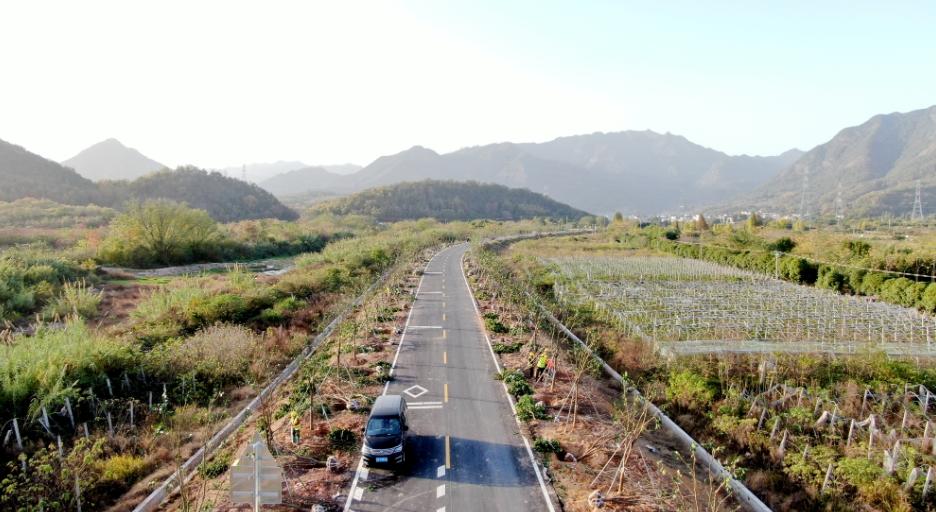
0, 139, 101, 204
729, 105, 936, 216
314, 180, 589, 221
1, 138, 297, 222
99, 167, 298, 222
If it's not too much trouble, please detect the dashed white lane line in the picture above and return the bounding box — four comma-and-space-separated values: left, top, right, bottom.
436, 484, 446, 498
360, 467, 369, 481
437, 465, 446, 478
344, 252, 435, 512
459, 248, 558, 512
437, 508, 446, 512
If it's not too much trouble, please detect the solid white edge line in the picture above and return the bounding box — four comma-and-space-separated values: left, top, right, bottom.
458, 247, 557, 512
408, 405, 444, 409
342, 251, 435, 512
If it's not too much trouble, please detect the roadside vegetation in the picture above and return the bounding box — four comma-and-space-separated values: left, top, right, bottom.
497, 228, 936, 511
623, 219, 936, 314
0, 212, 566, 511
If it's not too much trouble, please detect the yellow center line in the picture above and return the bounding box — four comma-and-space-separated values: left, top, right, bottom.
445, 435, 452, 469
444, 383, 449, 402
443, 351, 447, 364
443, 329, 447, 339
442, 313, 446, 322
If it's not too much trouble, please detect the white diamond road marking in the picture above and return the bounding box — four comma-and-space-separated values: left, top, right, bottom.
404, 385, 428, 399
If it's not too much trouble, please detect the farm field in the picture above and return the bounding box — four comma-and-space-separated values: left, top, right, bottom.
550, 256, 936, 356
500, 232, 936, 511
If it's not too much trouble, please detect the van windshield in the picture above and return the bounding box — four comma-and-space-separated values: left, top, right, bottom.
366, 417, 401, 437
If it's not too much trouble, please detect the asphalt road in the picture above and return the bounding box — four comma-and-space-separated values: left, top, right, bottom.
344, 244, 554, 512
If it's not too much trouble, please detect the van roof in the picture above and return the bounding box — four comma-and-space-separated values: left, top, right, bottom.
371, 395, 403, 417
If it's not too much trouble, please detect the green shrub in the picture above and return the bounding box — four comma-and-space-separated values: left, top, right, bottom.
328, 428, 357, 451
492, 341, 523, 354
516, 395, 547, 421
533, 438, 562, 454
921, 283, 936, 313
198, 452, 231, 479
500, 370, 533, 397
483, 312, 509, 334
101, 454, 149, 482
40, 280, 101, 320
666, 370, 715, 412
817, 266, 848, 293
836, 457, 881, 488
766, 237, 796, 253
98, 200, 224, 267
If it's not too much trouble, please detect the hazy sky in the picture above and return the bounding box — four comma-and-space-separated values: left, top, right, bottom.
2, 1, 935, 168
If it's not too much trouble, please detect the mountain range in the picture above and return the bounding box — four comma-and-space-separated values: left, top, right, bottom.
63, 138, 166, 181
727, 105, 936, 217
4, 104, 935, 219
258, 132, 803, 215
0, 139, 296, 222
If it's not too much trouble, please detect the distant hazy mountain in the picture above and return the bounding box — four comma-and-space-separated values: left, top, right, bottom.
730, 105, 936, 217
63, 138, 166, 181
220, 161, 309, 183
315, 179, 589, 222
259, 166, 348, 196
268, 132, 799, 215
322, 163, 362, 175
1, 138, 101, 204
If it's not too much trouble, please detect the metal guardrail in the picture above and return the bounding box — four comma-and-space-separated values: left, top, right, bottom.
479, 231, 773, 512
132, 271, 391, 512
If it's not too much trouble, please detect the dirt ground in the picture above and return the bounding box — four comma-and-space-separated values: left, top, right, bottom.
154, 254, 430, 511
465, 254, 738, 512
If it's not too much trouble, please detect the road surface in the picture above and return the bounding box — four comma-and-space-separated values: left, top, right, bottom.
344, 244, 554, 512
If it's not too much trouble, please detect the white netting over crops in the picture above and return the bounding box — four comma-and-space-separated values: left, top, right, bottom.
549, 256, 936, 355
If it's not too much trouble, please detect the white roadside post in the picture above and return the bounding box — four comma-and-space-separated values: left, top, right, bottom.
230, 433, 283, 511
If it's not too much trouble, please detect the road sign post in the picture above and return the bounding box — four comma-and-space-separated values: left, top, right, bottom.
230, 434, 283, 510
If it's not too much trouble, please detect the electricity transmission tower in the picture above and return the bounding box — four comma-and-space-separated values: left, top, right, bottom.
911, 179, 924, 221
834, 181, 845, 220
798, 169, 809, 218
